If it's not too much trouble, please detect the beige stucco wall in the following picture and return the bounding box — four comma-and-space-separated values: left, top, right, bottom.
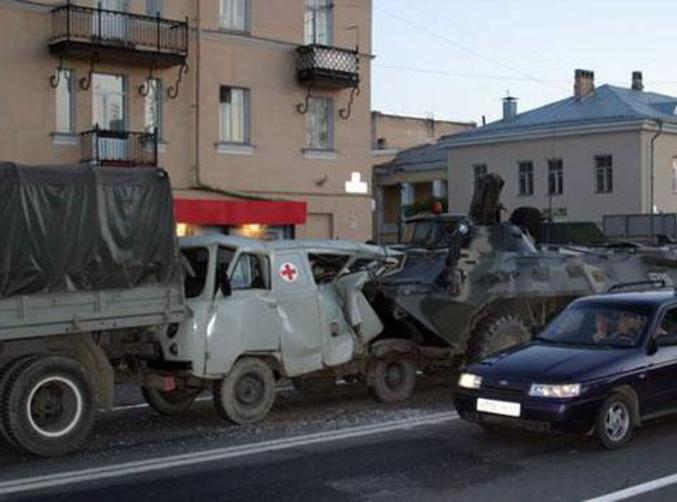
447, 130, 653, 223
0, 0, 373, 241
371, 112, 474, 152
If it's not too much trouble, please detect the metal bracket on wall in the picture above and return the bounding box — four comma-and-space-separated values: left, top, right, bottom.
138, 63, 156, 97
296, 85, 314, 114
338, 85, 360, 120
79, 52, 99, 91
49, 58, 66, 89
166, 63, 188, 100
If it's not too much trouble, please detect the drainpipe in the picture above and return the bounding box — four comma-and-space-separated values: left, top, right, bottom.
650, 120, 663, 240
191, 3, 284, 203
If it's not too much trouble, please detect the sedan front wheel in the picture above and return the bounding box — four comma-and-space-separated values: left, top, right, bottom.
594, 393, 634, 449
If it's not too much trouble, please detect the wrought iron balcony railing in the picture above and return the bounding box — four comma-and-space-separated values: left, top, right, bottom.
296, 44, 359, 89
49, 3, 188, 67
80, 128, 158, 167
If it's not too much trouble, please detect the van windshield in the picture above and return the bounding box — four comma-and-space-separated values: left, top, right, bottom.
536, 304, 652, 348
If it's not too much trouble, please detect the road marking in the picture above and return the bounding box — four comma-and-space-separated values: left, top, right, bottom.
0, 411, 459, 496
585, 472, 677, 502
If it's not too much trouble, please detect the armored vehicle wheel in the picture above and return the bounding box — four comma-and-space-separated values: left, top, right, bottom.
291, 377, 336, 395
142, 385, 202, 416
368, 354, 416, 403
2, 356, 95, 457
213, 358, 276, 425
468, 315, 532, 362
595, 393, 634, 449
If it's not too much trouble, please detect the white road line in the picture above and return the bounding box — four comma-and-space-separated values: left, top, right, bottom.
0, 411, 459, 496
584, 472, 677, 502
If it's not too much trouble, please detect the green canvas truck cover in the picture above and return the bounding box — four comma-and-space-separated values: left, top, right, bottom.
0, 162, 181, 298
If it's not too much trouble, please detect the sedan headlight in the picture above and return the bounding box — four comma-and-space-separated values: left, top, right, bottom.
529, 383, 581, 398
458, 373, 483, 390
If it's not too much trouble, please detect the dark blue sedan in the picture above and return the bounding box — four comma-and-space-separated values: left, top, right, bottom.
454, 290, 677, 448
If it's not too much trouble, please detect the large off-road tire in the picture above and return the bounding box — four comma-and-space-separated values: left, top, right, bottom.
213, 358, 276, 425
594, 393, 634, 450
291, 377, 336, 395
2, 356, 96, 457
367, 354, 416, 403
142, 385, 202, 416
467, 315, 532, 362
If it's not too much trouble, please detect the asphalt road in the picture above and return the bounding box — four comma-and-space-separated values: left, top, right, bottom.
3, 381, 677, 501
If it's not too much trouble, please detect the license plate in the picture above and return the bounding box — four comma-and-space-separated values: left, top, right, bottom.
477, 398, 521, 417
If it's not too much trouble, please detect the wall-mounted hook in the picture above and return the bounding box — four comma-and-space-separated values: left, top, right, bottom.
49, 58, 66, 89
296, 85, 313, 114
79, 52, 99, 91
339, 85, 360, 120
166, 63, 188, 100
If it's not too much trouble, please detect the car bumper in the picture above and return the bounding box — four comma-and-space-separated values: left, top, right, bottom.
453, 390, 602, 434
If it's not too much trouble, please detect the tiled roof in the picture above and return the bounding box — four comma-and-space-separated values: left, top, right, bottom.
442, 84, 677, 144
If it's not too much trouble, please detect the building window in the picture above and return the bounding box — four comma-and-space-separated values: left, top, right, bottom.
595, 155, 613, 193
547, 159, 563, 195
518, 161, 534, 196
144, 78, 162, 137
473, 164, 487, 186
145, 0, 163, 15
219, 86, 250, 144
93, 73, 126, 131
55, 69, 74, 133
220, 0, 249, 32
306, 97, 333, 150
672, 158, 677, 194
304, 0, 332, 45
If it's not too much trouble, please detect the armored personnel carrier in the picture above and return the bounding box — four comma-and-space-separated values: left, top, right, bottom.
374, 174, 677, 362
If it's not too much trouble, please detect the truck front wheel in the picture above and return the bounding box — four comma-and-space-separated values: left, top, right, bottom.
367, 355, 416, 403
142, 385, 202, 416
213, 358, 276, 425
1, 356, 95, 456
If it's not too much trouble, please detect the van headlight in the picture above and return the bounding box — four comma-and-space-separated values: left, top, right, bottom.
529, 383, 581, 398
458, 373, 483, 390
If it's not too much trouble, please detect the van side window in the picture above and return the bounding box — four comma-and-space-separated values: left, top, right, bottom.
658, 308, 677, 346
309, 253, 350, 284
230, 254, 268, 290
181, 247, 209, 298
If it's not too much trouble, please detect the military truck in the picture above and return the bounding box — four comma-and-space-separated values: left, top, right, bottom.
0, 162, 413, 456
372, 174, 677, 364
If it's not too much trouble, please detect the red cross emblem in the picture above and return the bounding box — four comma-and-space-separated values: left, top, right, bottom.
279, 262, 299, 283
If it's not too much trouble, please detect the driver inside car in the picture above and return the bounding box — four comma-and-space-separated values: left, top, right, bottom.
611, 312, 644, 343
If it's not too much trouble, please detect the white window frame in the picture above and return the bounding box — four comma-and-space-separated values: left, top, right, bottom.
219, 0, 250, 33
144, 78, 163, 138
219, 86, 251, 144
547, 159, 563, 196
518, 161, 534, 196
55, 68, 75, 134
595, 155, 613, 194
306, 97, 333, 150
304, 0, 333, 45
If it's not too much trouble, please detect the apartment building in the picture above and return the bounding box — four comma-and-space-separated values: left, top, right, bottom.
0, 0, 373, 240
442, 70, 677, 224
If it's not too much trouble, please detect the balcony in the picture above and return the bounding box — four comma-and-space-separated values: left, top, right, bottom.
48, 4, 188, 67
296, 44, 359, 90
80, 128, 158, 167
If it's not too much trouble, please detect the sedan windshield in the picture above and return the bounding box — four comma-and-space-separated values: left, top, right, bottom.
537, 304, 652, 348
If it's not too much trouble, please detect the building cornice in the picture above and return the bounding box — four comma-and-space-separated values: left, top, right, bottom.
439, 119, 676, 148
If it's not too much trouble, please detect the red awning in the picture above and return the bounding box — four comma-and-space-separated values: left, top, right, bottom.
174, 198, 307, 226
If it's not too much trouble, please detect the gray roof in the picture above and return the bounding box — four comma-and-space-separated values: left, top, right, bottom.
442, 84, 677, 145
374, 142, 446, 176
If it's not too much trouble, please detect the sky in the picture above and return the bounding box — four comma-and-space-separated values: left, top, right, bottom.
372, 0, 677, 125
